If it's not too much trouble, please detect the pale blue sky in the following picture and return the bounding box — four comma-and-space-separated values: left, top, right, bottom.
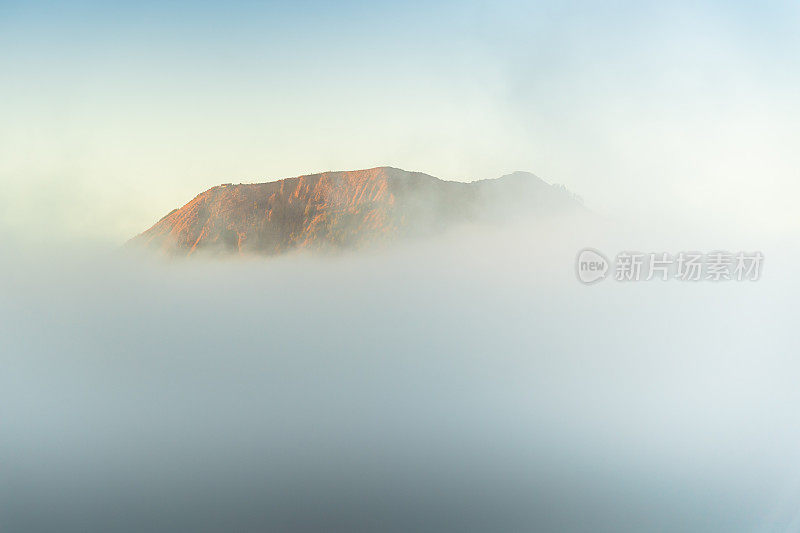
1, 0, 798, 242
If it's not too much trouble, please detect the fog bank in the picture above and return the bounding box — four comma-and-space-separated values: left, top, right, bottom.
1, 223, 797, 532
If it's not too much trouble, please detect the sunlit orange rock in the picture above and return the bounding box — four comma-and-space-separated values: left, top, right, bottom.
128, 167, 582, 256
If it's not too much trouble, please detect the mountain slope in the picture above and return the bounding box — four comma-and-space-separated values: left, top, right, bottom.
128, 167, 583, 256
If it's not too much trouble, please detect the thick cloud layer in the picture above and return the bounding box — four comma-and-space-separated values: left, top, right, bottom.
1, 222, 797, 532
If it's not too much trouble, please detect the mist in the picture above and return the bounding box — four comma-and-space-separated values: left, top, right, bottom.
1, 217, 797, 532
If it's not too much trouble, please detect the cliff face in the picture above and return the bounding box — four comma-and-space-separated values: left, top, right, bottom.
128, 167, 581, 256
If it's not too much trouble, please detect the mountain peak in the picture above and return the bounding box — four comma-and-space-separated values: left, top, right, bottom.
498, 170, 546, 181
128, 168, 583, 256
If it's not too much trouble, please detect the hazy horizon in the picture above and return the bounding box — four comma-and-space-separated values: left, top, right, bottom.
3, 0, 799, 245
